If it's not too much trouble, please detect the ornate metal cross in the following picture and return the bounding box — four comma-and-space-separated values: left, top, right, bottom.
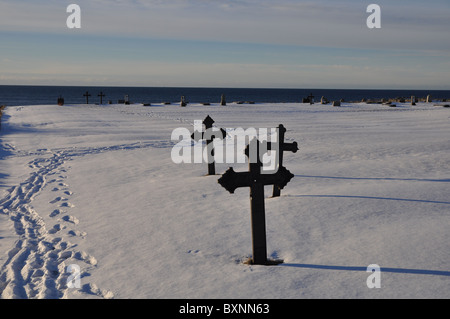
218, 138, 294, 265
269, 124, 298, 197
191, 115, 226, 175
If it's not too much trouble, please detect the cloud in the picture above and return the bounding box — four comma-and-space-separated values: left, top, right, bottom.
2, 57, 447, 89
1, 0, 448, 52
1, 0, 449, 88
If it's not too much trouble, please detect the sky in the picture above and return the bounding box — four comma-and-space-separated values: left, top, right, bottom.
0, 0, 449, 89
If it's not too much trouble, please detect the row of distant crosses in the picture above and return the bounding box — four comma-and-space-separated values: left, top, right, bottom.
83, 91, 105, 104
193, 115, 299, 265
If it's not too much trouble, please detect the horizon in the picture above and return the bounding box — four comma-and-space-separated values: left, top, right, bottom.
1, 1, 449, 90
1, 84, 449, 92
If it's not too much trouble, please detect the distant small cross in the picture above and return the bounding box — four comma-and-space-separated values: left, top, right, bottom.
98, 91, 106, 104
218, 138, 294, 265
83, 91, 91, 104
308, 93, 315, 105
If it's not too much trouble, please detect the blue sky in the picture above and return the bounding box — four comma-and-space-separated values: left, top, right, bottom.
0, 0, 449, 89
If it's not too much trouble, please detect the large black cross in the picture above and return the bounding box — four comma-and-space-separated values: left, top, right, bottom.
191, 115, 226, 175
218, 138, 294, 265
98, 91, 106, 104
83, 91, 91, 104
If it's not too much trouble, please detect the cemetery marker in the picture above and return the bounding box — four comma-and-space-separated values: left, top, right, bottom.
220, 94, 226, 106
83, 91, 91, 104
269, 124, 298, 197
218, 138, 294, 265
191, 115, 226, 175
98, 91, 105, 104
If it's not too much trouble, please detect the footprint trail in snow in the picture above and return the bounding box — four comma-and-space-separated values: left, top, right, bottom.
0, 150, 113, 299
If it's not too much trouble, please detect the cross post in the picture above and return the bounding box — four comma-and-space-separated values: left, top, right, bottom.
83, 91, 91, 104
98, 91, 106, 104
218, 138, 294, 265
191, 115, 226, 175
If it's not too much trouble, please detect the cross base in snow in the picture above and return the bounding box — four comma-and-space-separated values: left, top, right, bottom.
243, 257, 284, 266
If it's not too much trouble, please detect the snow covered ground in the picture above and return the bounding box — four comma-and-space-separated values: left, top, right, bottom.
0, 101, 449, 299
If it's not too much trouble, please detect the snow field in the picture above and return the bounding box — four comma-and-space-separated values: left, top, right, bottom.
0, 101, 449, 298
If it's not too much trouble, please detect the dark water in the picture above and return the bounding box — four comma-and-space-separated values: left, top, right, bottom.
0, 85, 449, 106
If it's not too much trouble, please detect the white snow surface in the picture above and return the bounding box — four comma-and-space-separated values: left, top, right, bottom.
0, 101, 449, 299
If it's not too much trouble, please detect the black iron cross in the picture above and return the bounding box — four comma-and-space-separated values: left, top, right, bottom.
270, 124, 298, 197
245, 124, 298, 197
83, 91, 91, 104
218, 138, 294, 265
191, 115, 226, 175
98, 91, 106, 104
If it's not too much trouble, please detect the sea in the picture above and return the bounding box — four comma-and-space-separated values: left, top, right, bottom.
0, 85, 449, 106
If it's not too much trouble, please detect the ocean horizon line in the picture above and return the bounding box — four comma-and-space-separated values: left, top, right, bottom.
0, 84, 448, 91
1, 85, 449, 107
